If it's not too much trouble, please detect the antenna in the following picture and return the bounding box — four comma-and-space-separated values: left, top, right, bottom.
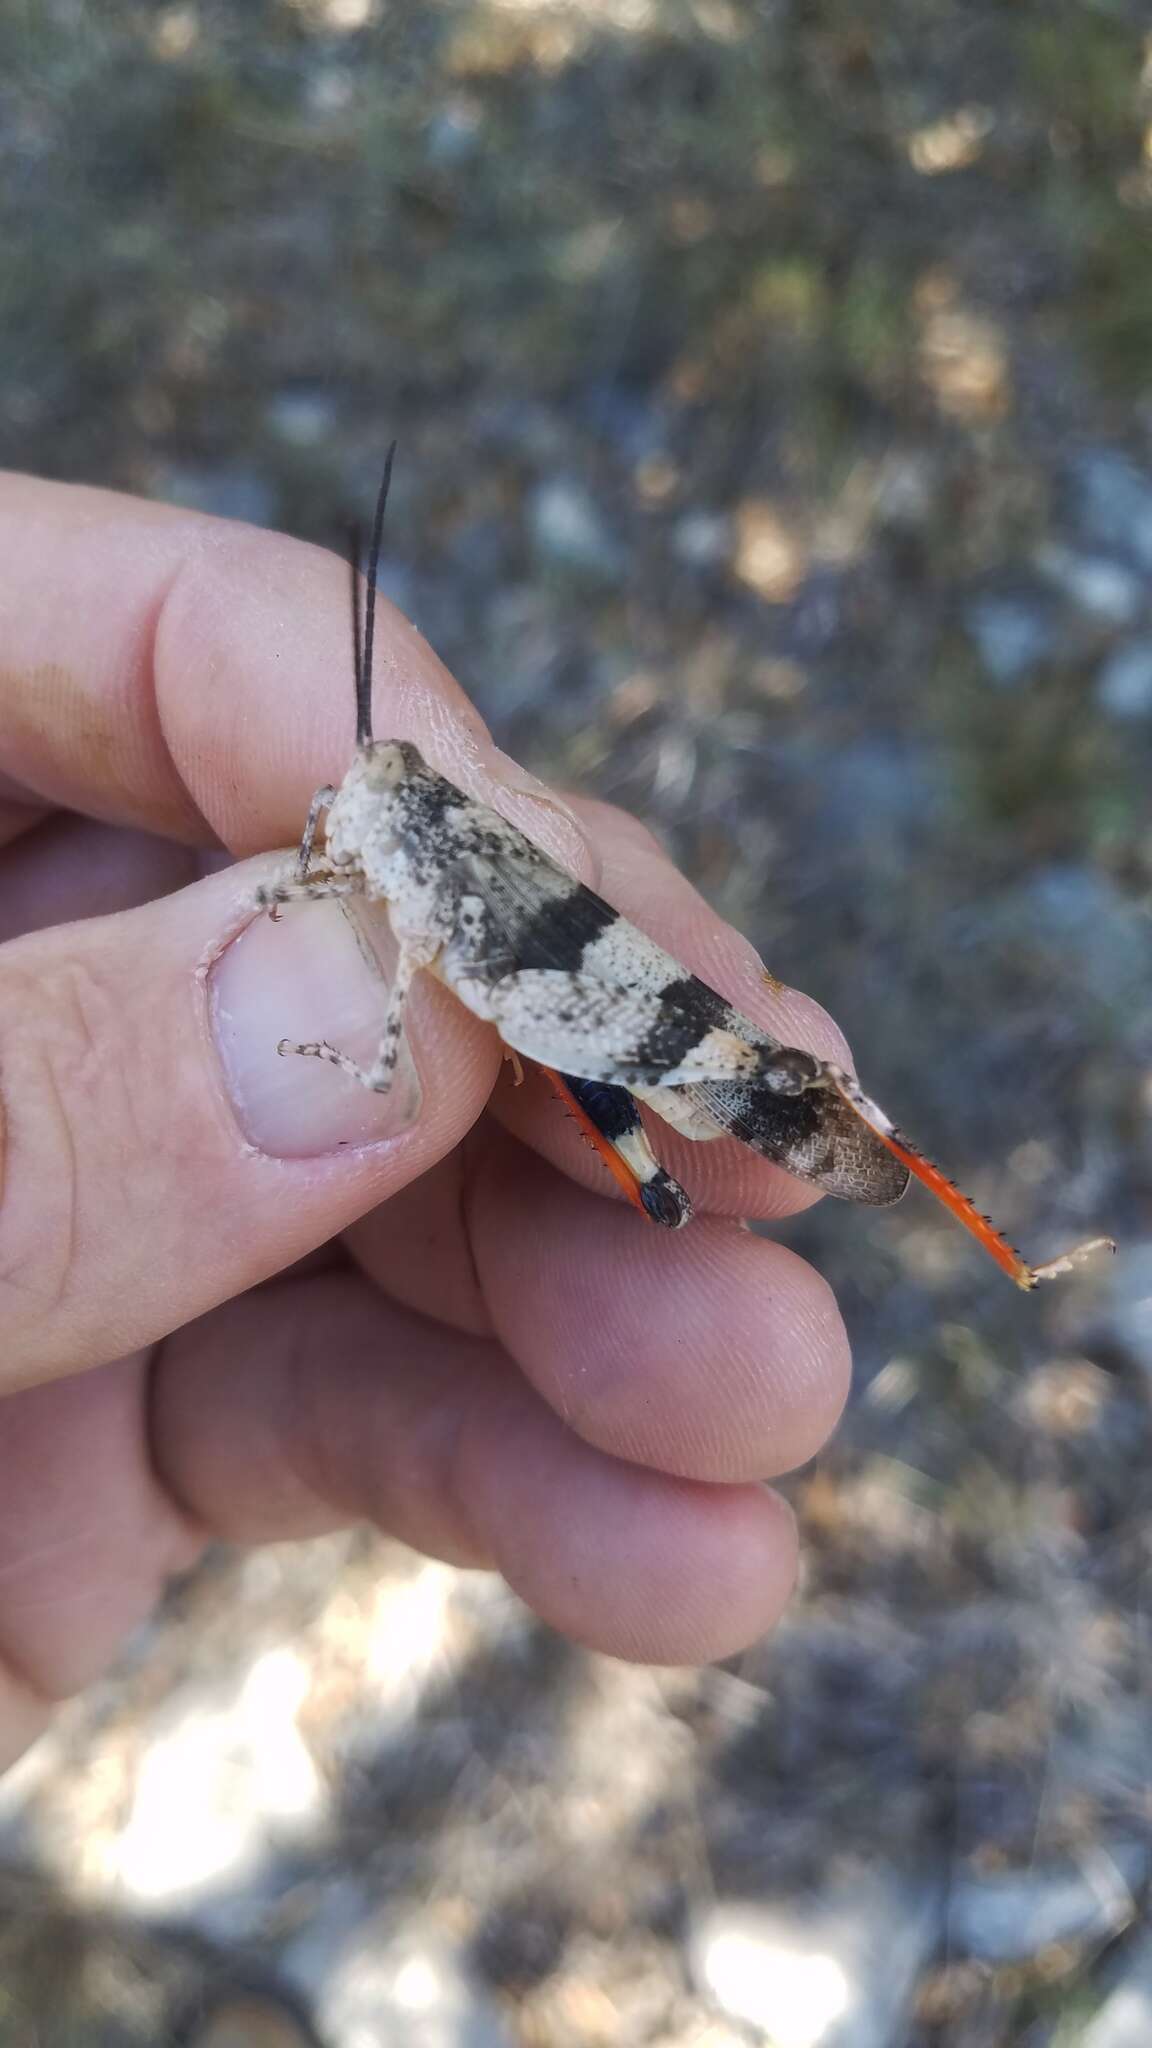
355, 440, 397, 749
347, 517, 364, 726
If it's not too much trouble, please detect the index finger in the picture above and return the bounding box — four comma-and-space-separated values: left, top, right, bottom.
0, 471, 489, 848
0, 471, 848, 1215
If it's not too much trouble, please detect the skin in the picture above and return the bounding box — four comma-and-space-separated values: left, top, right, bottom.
0, 472, 855, 1776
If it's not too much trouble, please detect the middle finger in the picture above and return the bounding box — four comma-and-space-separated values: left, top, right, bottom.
350, 1119, 851, 1484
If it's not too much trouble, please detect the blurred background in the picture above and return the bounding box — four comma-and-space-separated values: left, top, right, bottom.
2, 1, 1152, 2042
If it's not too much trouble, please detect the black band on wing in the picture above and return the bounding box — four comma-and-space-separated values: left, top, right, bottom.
632, 975, 732, 1074
511, 888, 619, 971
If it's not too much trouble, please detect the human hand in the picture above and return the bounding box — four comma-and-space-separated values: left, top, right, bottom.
0, 473, 852, 1772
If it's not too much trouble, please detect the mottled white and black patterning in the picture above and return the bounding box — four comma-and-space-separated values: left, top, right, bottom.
254, 452, 1114, 1290
254, 734, 912, 1215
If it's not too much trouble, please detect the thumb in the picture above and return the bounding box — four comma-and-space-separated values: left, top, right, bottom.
0, 858, 500, 1389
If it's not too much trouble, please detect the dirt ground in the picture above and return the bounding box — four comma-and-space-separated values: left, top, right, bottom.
1, 2, 1151, 2043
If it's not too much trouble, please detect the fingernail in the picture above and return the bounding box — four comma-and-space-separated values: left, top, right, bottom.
211, 898, 422, 1157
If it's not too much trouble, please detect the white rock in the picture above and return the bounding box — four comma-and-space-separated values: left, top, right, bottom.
673, 510, 731, 566
965, 592, 1053, 685
529, 477, 620, 577
1071, 452, 1152, 574
265, 388, 339, 448
1038, 545, 1143, 626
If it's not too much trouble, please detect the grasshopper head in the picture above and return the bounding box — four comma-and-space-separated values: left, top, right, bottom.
358, 738, 427, 790
324, 738, 428, 867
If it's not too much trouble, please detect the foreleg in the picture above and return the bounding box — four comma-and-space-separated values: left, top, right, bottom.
296, 783, 338, 881
255, 871, 365, 915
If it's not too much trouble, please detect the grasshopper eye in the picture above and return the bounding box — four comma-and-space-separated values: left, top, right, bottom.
759, 1047, 824, 1094
361, 741, 408, 788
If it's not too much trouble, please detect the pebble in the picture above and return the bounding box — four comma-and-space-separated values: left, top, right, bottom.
965, 590, 1054, 685
673, 509, 731, 567
1037, 543, 1144, 627
947, 1840, 1149, 1963
1069, 451, 1152, 574
264, 388, 339, 448
529, 476, 622, 579
1097, 639, 1152, 720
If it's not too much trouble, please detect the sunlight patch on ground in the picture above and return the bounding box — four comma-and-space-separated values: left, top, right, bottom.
486, 0, 656, 27
363, 1559, 464, 1716
151, 6, 200, 56
699, 1926, 850, 2047
915, 274, 1010, 422
109, 1647, 321, 1907
907, 108, 992, 175
282, 0, 378, 28
731, 501, 808, 603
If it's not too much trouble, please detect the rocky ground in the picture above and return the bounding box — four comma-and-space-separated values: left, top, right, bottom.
1, 2, 1151, 2042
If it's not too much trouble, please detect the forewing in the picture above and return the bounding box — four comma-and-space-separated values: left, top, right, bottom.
457, 832, 907, 1203
485, 969, 750, 1086
685, 1078, 911, 1205
459, 843, 765, 1083
460, 839, 682, 981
